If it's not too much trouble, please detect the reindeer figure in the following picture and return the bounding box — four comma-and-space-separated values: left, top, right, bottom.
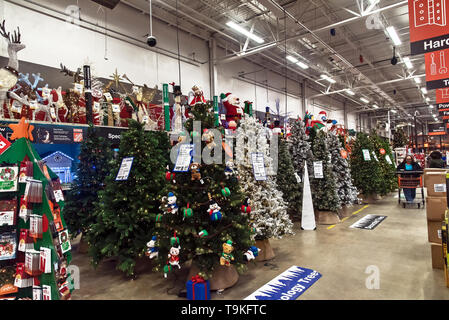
0, 20, 25, 119
52, 87, 69, 122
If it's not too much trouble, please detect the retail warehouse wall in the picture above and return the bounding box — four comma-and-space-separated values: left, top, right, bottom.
0, 0, 357, 128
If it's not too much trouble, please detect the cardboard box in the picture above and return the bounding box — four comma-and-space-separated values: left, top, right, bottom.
428, 220, 443, 243
431, 243, 444, 269
426, 197, 447, 221
424, 171, 447, 197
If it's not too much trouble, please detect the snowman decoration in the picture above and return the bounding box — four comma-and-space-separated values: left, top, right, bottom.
146, 236, 159, 259
224, 160, 235, 179
167, 192, 178, 214
168, 244, 181, 269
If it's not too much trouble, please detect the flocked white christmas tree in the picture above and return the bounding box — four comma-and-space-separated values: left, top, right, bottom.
235, 115, 294, 240
327, 132, 358, 206
288, 118, 313, 179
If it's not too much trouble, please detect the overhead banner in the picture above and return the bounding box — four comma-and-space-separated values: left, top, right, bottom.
428, 122, 447, 135
437, 88, 449, 111
425, 49, 449, 89
408, 0, 449, 55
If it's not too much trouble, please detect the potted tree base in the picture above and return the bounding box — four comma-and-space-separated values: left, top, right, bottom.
187, 264, 239, 291
360, 194, 378, 204
255, 238, 275, 261
315, 210, 341, 225
337, 206, 353, 218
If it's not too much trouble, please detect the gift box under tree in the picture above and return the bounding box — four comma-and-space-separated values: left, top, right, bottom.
186, 275, 210, 300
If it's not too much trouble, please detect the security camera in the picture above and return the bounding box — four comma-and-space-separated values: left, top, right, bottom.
147, 35, 157, 47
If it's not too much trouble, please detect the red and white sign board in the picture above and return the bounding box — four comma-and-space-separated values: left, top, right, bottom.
73, 129, 83, 142
437, 88, 449, 110
409, 0, 449, 55
0, 135, 11, 155
425, 48, 449, 89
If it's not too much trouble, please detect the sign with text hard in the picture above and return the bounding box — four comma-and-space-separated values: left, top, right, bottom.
425, 49, 449, 89
409, 0, 449, 55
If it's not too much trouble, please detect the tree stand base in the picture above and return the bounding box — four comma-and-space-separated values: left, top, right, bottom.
255, 239, 275, 262
361, 194, 378, 204
337, 206, 354, 218
187, 264, 239, 291
315, 210, 341, 225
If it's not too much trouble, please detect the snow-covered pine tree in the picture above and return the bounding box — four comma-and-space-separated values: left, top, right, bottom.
327, 132, 358, 206
235, 115, 293, 241
288, 118, 313, 179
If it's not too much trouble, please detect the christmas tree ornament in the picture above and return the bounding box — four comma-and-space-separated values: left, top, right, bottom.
145, 235, 159, 259
220, 240, 234, 266
189, 162, 202, 181
202, 129, 216, 149
163, 264, 173, 278
167, 235, 181, 270
243, 246, 261, 262
224, 159, 235, 178
379, 148, 386, 155
183, 203, 193, 219
198, 229, 208, 238
19, 159, 33, 183
241, 198, 251, 214
188, 85, 207, 106
165, 169, 176, 183
208, 200, 222, 221
221, 185, 231, 197
166, 192, 178, 214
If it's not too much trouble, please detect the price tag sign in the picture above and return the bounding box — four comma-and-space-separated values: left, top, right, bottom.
385, 155, 393, 165
313, 161, 323, 179
93, 102, 100, 112
112, 104, 120, 113
74, 83, 84, 93
29, 100, 38, 110
11, 101, 22, 113
372, 151, 379, 162
104, 92, 113, 102
362, 149, 371, 161
294, 172, 301, 183
116, 157, 134, 181
251, 153, 267, 181
173, 144, 194, 172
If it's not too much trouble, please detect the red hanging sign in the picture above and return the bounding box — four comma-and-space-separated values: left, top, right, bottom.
437, 88, 449, 111
425, 48, 449, 89
408, 0, 449, 55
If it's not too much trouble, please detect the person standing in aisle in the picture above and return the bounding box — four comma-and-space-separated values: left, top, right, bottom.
427, 150, 446, 168
397, 155, 422, 203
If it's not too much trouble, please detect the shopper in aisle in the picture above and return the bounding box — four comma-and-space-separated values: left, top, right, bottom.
427, 150, 446, 168
397, 155, 422, 202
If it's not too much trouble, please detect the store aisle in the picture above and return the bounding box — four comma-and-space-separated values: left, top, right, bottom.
71, 194, 449, 300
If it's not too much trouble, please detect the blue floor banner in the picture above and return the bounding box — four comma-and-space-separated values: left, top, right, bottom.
245, 266, 322, 300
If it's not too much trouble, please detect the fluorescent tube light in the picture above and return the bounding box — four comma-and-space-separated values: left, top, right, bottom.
429, 105, 434, 108
320, 74, 336, 83
373, 104, 379, 109
414, 77, 421, 84
297, 61, 309, 69
345, 89, 355, 96
421, 87, 427, 94
390, 109, 397, 113
386, 26, 401, 45
360, 97, 369, 103
226, 21, 264, 44
287, 55, 298, 63
403, 57, 413, 69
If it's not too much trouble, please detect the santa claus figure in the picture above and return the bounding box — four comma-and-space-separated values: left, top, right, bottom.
221, 92, 243, 126
188, 85, 206, 106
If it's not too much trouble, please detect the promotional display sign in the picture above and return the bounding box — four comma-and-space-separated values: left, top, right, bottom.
425, 49, 449, 89
313, 161, 323, 179
437, 88, 449, 111
362, 149, 371, 161
115, 157, 134, 181
429, 122, 447, 135
408, 0, 449, 55
251, 153, 267, 181
173, 144, 194, 172
245, 266, 322, 300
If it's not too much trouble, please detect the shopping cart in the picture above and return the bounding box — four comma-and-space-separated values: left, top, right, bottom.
396, 170, 425, 208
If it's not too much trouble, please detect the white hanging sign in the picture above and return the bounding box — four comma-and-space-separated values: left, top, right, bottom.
362, 149, 371, 161
313, 161, 323, 179
112, 104, 120, 113
251, 153, 267, 181
104, 92, 113, 102
372, 151, 379, 162
115, 157, 134, 181
173, 144, 194, 172
74, 83, 84, 93
294, 172, 301, 183
93, 101, 100, 112
385, 155, 393, 165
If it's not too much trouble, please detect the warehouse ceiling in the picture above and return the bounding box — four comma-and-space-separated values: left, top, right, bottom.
120, 0, 431, 126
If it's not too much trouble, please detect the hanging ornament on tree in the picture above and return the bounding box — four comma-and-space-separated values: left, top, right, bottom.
224, 159, 235, 178
163, 264, 173, 278
166, 192, 178, 214
208, 200, 222, 221
165, 166, 176, 183
340, 149, 348, 159
183, 203, 193, 219
243, 246, 261, 262
379, 148, 386, 155
220, 240, 234, 266
189, 162, 201, 181
198, 229, 208, 238
220, 183, 231, 197
167, 232, 181, 272
145, 235, 158, 259
241, 198, 251, 214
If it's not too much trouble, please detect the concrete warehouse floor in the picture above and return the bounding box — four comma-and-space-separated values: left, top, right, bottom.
70, 194, 449, 300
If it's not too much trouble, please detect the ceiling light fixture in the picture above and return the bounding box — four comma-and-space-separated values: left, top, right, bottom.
320, 74, 336, 83
403, 57, 413, 69
373, 104, 379, 109
226, 21, 264, 44
429, 105, 434, 108
390, 109, 397, 113
345, 89, 355, 96
360, 97, 369, 103
414, 77, 421, 84
286, 55, 298, 63
421, 87, 428, 94
297, 61, 309, 69
386, 26, 402, 46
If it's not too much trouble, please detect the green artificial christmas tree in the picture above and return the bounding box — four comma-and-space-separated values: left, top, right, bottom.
310, 130, 341, 212
151, 103, 254, 280
87, 120, 170, 277
350, 132, 383, 197
288, 118, 313, 179
327, 132, 358, 206
276, 136, 302, 217
393, 128, 409, 149
0, 118, 74, 300
64, 125, 113, 239
370, 130, 396, 194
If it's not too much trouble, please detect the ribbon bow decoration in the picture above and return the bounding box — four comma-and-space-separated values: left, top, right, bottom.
191, 275, 205, 283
